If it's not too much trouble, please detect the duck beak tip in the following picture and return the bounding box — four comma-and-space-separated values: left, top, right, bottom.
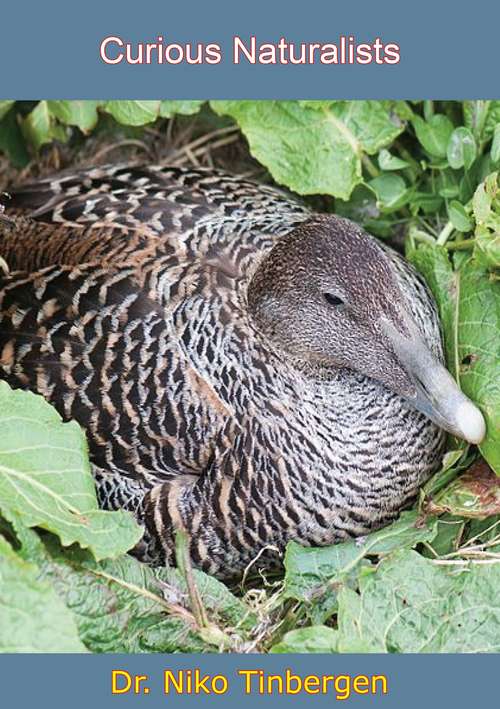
455, 400, 486, 445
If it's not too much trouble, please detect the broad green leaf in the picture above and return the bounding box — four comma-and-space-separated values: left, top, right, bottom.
448, 200, 473, 232
369, 173, 408, 210
475, 225, 500, 270
47, 101, 101, 133
0, 383, 142, 559
410, 191, 443, 214
422, 448, 474, 499
472, 173, 500, 269
447, 127, 476, 170
271, 626, 338, 653
337, 550, 500, 652
0, 535, 86, 652
392, 100, 415, 121
413, 114, 454, 158
284, 511, 437, 604
409, 248, 500, 471
458, 259, 500, 470
408, 245, 459, 377
438, 169, 461, 199
484, 103, 500, 141
378, 148, 409, 171
491, 124, 500, 164
465, 515, 500, 547
0, 108, 29, 167
160, 100, 204, 118
472, 178, 494, 223
22, 100, 68, 151
421, 515, 465, 557
468, 102, 500, 142
0, 100, 15, 121
463, 100, 491, 142
458, 155, 492, 203
211, 100, 403, 199
297, 100, 336, 110
15, 529, 254, 653
429, 459, 500, 518
416, 251, 499, 466
329, 101, 404, 155
104, 101, 161, 126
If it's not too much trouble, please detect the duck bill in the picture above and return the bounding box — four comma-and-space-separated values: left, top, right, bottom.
383, 321, 486, 445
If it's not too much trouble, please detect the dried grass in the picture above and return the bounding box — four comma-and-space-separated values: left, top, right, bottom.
0, 113, 267, 192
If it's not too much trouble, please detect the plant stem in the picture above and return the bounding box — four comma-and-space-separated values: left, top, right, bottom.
424, 100, 434, 120
362, 154, 379, 178
411, 228, 437, 245
445, 238, 476, 251
394, 140, 422, 174
436, 221, 454, 246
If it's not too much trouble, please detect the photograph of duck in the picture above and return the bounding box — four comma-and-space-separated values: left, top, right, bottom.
0, 99, 498, 653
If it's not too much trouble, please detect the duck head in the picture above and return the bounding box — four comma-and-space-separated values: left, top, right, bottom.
248, 214, 485, 445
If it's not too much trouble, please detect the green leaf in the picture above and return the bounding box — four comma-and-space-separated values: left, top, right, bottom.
447, 127, 477, 170
422, 515, 465, 557
413, 114, 454, 158
297, 100, 336, 110
329, 101, 405, 155
337, 550, 500, 652
491, 125, 500, 164
0, 108, 30, 167
271, 626, 338, 653
408, 246, 459, 378
472, 178, 494, 224
475, 225, 500, 270
448, 200, 473, 232
465, 515, 500, 546
422, 448, 474, 499
369, 173, 409, 210
0, 100, 15, 121
378, 148, 409, 171
211, 100, 403, 199
429, 459, 500, 518
481, 102, 500, 141
463, 100, 491, 142
0, 535, 86, 652
47, 101, 101, 133
22, 100, 68, 151
0, 383, 142, 559
472, 173, 500, 269
438, 169, 461, 199
15, 529, 255, 653
283, 511, 437, 604
160, 100, 204, 118
410, 191, 443, 214
104, 101, 161, 126
458, 260, 500, 471
409, 248, 500, 471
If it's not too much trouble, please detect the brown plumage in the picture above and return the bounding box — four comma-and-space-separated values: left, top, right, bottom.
0, 164, 482, 578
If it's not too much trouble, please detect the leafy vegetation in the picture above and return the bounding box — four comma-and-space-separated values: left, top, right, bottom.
0, 99, 499, 653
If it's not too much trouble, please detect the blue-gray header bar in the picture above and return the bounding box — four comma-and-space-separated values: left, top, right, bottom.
1, 0, 498, 99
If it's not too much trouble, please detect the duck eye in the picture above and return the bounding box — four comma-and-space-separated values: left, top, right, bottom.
323, 292, 345, 307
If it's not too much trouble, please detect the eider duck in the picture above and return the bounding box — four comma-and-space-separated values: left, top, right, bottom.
0, 165, 485, 578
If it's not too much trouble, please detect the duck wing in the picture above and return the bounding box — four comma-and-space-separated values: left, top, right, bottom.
8, 163, 306, 245
2, 165, 310, 284
0, 166, 306, 478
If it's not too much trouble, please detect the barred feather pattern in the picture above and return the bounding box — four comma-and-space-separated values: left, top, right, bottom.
0, 165, 445, 578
